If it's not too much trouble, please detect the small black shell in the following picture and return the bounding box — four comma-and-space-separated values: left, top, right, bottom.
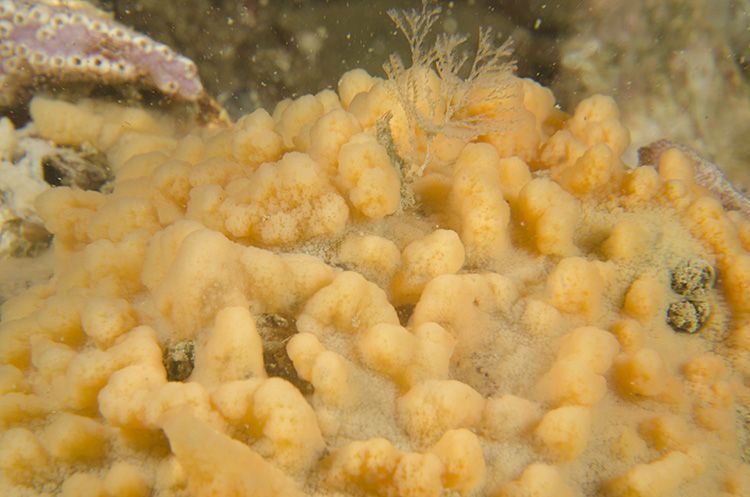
256, 313, 313, 395
163, 340, 195, 382
670, 260, 715, 297
666, 299, 711, 334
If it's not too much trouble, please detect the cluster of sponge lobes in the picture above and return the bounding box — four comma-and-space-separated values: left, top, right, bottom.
1, 29, 750, 497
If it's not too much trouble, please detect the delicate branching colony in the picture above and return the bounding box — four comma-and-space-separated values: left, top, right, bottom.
380, 0, 519, 183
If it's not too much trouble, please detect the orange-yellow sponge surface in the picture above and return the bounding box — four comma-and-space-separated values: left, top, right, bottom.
2, 11, 750, 497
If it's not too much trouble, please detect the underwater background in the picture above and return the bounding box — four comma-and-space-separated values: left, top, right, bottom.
110, 0, 750, 189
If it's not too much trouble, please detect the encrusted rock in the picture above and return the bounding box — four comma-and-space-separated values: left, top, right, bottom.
0, 0, 224, 120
